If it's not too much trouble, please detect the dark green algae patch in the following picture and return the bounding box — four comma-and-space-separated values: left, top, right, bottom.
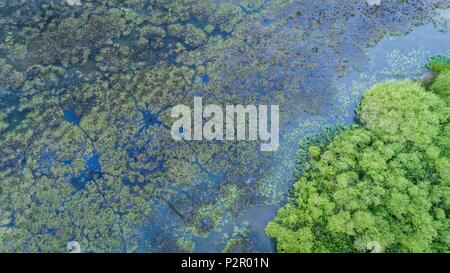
0, 0, 449, 252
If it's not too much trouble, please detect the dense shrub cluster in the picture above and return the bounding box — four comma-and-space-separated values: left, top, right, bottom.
426, 55, 450, 74
266, 59, 450, 253
431, 70, 450, 102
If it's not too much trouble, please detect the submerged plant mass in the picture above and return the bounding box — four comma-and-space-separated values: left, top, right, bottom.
0, 0, 449, 252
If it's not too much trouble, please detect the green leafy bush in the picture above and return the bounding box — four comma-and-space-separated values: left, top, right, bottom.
431, 70, 450, 102
426, 55, 450, 74
358, 81, 447, 148
295, 125, 348, 176
266, 79, 450, 253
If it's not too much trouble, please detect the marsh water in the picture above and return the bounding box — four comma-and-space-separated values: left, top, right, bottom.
0, 1, 449, 253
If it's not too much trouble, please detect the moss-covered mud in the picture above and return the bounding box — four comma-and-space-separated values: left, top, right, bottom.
0, 0, 449, 252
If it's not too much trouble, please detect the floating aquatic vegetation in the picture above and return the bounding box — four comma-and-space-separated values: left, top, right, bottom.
0, 32, 27, 61
381, 48, 429, 79
432, 8, 450, 31
223, 223, 253, 253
